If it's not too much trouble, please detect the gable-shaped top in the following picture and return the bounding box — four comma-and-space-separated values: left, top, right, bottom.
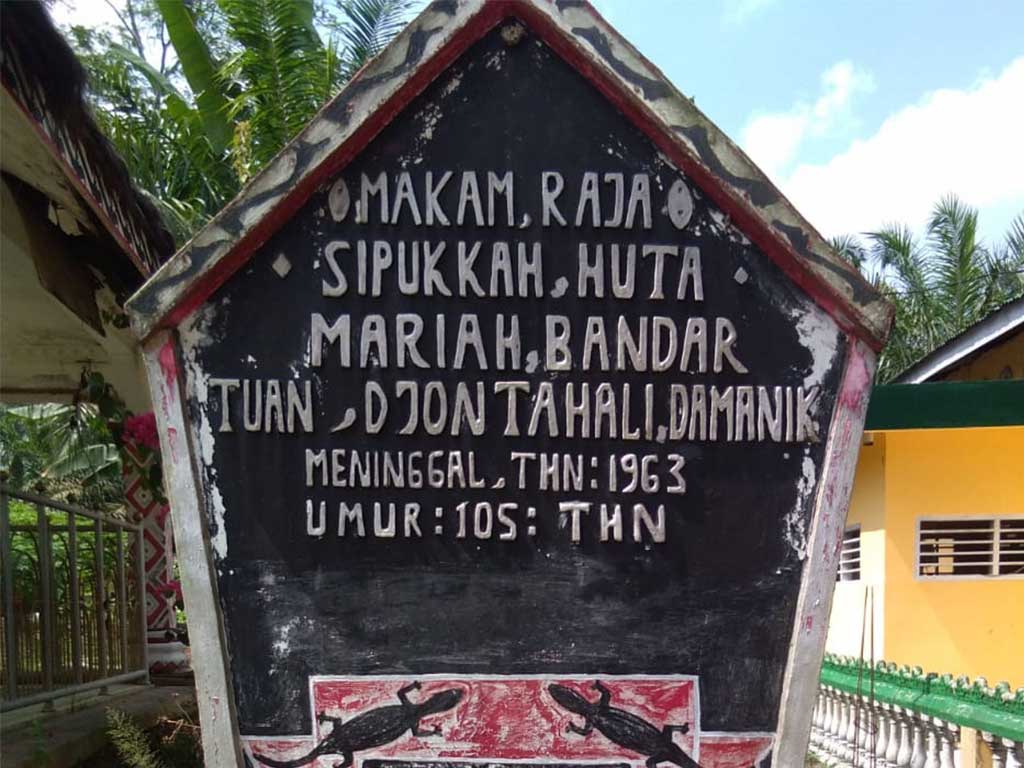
125, 0, 891, 346
127, 5, 895, 764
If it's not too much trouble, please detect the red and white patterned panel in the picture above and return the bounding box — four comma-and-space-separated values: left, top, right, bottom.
244, 675, 772, 768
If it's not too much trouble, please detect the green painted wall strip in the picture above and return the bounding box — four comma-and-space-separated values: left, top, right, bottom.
865, 381, 1024, 430
820, 655, 1024, 741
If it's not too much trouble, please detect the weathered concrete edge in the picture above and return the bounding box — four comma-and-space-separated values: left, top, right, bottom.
774, 337, 877, 764
125, 0, 893, 349
142, 331, 245, 767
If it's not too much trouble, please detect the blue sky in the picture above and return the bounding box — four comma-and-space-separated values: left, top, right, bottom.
592, 0, 1024, 244
56, 0, 1024, 245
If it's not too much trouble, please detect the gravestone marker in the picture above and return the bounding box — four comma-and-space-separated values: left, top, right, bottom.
127, 3, 892, 767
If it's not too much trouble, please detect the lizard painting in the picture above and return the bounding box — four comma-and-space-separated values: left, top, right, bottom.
253, 681, 463, 768
548, 681, 703, 768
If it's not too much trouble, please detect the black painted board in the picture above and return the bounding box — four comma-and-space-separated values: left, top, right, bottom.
180, 23, 846, 762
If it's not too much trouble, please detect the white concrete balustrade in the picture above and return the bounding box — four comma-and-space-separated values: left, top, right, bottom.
808, 685, 1024, 768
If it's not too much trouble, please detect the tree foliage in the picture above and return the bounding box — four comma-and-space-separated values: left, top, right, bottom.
63, 0, 416, 242
834, 197, 1024, 382
0, 403, 123, 510
1, 403, 126, 618
0, 369, 165, 512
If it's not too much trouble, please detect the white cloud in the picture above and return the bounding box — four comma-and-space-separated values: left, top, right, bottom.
782, 56, 1024, 240
742, 112, 810, 182
741, 61, 875, 179
590, 0, 620, 26
723, 0, 778, 25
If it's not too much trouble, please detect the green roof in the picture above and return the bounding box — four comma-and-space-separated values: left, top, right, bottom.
866, 380, 1024, 430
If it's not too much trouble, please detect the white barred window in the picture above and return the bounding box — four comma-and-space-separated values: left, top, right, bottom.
838, 525, 861, 582
917, 517, 1024, 579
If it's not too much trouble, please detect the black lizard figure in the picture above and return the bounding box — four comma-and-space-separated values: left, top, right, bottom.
549, 681, 703, 768
253, 681, 463, 768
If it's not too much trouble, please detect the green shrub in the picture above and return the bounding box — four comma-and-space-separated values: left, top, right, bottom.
105, 708, 202, 768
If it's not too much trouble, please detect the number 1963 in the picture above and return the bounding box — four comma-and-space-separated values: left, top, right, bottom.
608, 453, 686, 494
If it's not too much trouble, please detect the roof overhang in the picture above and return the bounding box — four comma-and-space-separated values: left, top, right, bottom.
866, 380, 1024, 430
894, 297, 1024, 384
0, 1, 174, 275
126, 0, 892, 348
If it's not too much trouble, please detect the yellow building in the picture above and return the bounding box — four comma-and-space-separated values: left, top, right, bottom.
826, 297, 1024, 688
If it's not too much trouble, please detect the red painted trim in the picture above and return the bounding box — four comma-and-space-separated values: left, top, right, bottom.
1, 79, 153, 277
814, 334, 873, 571
162, 0, 882, 351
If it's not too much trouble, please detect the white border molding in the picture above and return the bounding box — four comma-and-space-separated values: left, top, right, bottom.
143, 331, 245, 765
773, 338, 877, 766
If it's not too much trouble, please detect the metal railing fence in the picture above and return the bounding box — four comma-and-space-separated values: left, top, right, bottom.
0, 485, 148, 710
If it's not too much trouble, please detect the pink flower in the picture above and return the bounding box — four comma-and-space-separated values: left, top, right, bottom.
123, 412, 160, 452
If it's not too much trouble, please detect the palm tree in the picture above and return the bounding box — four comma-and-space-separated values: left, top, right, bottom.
64, 0, 417, 241
834, 196, 1024, 382
0, 403, 123, 510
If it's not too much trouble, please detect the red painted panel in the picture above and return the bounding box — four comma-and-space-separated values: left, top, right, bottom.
244, 675, 771, 768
